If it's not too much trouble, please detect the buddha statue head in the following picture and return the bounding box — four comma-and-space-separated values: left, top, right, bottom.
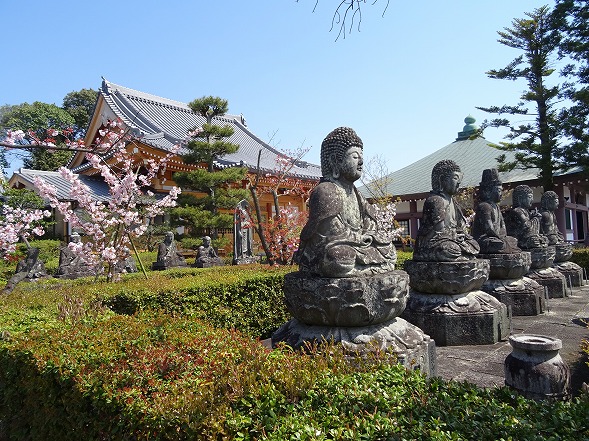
431, 159, 463, 196
541, 191, 559, 211
320, 127, 364, 183
512, 185, 534, 209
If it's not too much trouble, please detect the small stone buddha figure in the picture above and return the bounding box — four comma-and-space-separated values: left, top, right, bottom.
413, 159, 479, 262
295, 127, 396, 278
152, 231, 187, 270
504, 185, 549, 250
57, 232, 95, 278
540, 191, 565, 245
472, 168, 520, 254
195, 236, 224, 268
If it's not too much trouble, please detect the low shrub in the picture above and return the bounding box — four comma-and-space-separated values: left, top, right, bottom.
570, 247, 589, 276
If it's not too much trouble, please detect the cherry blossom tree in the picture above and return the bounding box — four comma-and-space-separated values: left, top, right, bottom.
3, 120, 181, 281
248, 146, 314, 265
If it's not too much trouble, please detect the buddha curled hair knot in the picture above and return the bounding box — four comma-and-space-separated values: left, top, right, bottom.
431, 159, 461, 191
321, 127, 363, 179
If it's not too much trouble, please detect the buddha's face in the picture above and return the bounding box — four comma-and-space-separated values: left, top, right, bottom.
338, 146, 363, 182
441, 171, 462, 196
491, 185, 502, 203
547, 197, 559, 211
520, 192, 533, 209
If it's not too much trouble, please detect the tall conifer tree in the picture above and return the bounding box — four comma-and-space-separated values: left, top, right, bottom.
172, 96, 248, 242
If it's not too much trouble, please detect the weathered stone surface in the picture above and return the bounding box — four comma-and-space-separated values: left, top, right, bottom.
3, 247, 49, 293
481, 277, 545, 316
152, 231, 187, 270
56, 234, 97, 279
554, 242, 573, 263
472, 168, 521, 255
505, 334, 570, 400
527, 266, 567, 298
284, 270, 409, 327
194, 236, 224, 268
401, 290, 509, 346
233, 199, 258, 265
405, 259, 489, 294
478, 251, 531, 280
529, 246, 556, 269
413, 160, 479, 262
504, 185, 549, 251
555, 261, 584, 287
271, 317, 436, 377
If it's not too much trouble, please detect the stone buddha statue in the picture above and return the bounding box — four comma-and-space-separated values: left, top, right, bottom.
195, 236, 224, 268
540, 191, 565, 245
504, 185, 549, 250
472, 168, 520, 254
295, 127, 396, 278
152, 231, 187, 270
413, 159, 479, 262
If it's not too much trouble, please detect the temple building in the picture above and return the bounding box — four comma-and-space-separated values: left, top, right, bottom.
364, 116, 589, 245
9, 79, 321, 244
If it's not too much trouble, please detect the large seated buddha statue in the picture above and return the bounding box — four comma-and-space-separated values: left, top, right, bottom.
413, 159, 479, 262
295, 127, 396, 278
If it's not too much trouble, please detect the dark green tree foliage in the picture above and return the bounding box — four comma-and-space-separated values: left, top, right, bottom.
0, 102, 75, 171
62, 88, 98, 139
477, 6, 563, 191
173, 96, 248, 240
553, 0, 589, 170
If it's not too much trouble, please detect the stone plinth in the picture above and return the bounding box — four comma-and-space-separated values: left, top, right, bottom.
554, 242, 573, 263
527, 267, 567, 298
555, 261, 584, 287
271, 317, 436, 377
401, 290, 509, 346
405, 260, 489, 294
478, 252, 531, 280
528, 246, 556, 269
481, 277, 545, 316
284, 270, 409, 327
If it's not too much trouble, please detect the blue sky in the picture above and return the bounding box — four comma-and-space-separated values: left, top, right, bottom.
2, 0, 549, 174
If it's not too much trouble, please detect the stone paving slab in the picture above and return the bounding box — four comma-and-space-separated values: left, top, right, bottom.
435, 284, 589, 395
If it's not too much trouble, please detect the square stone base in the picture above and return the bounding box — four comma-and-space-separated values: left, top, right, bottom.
481, 278, 545, 316
401, 290, 509, 346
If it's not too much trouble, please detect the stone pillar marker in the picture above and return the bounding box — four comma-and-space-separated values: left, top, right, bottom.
504, 185, 566, 298
539, 191, 584, 287
272, 127, 435, 376
473, 169, 545, 316
401, 160, 509, 346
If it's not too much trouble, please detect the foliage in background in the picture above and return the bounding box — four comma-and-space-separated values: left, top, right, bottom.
553, 0, 589, 170
0, 101, 75, 171
61, 88, 98, 139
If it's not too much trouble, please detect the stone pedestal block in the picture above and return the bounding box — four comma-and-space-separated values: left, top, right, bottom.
528, 246, 556, 269
271, 317, 436, 377
401, 290, 509, 346
405, 260, 489, 294
504, 334, 570, 400
283, 270, 409, 327
554, 242, 573, 263
526, 267, 567, 298
481, 277, 545, 316
555, 261, 584, 287
478, 252, 531, 280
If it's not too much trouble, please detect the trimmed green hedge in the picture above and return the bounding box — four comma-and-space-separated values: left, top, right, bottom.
571, 247, 589, 275
0, 257, 588, 439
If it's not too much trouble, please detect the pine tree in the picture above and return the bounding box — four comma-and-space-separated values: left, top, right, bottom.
477, 6, 563, 191
172, 96, 248, 243
553, 0, 589, 169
